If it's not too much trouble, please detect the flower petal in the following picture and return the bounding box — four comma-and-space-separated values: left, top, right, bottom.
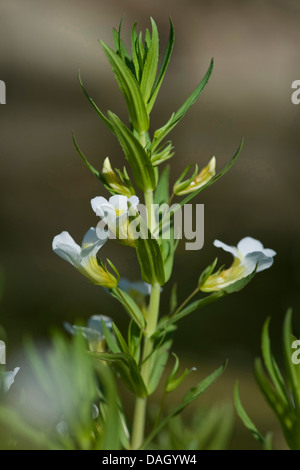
237, 237, 265, 256
118, 278, 151, 296
81, 227, 108, 255
91, 196, 115, 218
0, 367, 20, 393
128, 195, 139, 210
52, 231, 81, 267
109, 195, 128, 214
244, 252, 275, 273
88, 315, 113, 334
213, 239, 239, 258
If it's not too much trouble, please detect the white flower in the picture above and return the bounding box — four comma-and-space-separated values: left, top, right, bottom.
200, 236, 276, 292
91, 195, 139, 246
0, 367, 20, 393
64, 315, 113, 352
52, 227, 118, 288
91, 195, 139, 220
118, 279, 151, 297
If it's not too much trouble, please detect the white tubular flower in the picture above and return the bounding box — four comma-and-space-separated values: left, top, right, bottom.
118, 279, 151, 297
52, 227, 118, 289
64, 315, 113, 353
91, 195, 139, 246
200, 236, 276, 292
0, 367, 20, 393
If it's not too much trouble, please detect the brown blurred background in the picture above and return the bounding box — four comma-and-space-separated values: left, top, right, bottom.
1, 0, 300, 449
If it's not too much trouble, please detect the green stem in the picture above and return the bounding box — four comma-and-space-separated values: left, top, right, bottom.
171, 286, 199, 319
131, 281, 161, 449
144, 188, 156, 234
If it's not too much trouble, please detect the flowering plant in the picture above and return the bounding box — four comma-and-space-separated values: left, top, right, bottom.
0, 18, 283, 451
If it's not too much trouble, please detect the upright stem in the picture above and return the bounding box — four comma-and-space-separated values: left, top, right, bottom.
131, 281, 161, 449
131, 131, 161, 449
132, 182, 161, 449
144, 188, 156, 234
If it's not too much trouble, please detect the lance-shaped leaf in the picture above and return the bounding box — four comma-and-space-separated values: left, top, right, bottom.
148, 17, 175, 113
234, 382, 271, 448
72, 132, 104, 182
148, 339, 172, 395
140, 18, 159, 109
108, 112, 156, 191
112, 20, 135, 75
283, 309, 300, 409
134, 218, 165, 286
154, 165, 170, 205
111, 287, 146, 329
92, 351, 148, 398
100, 41, 149, 133
166, 291, 226, 328
141, 361, 227, 449
131, 23, 141, 81
158, 226, 178, 283
165, 353, 195, 393
152, 58, 213, 151
198, 258, 218, 289
78, 70, 115, 135
254, 358, 293, 436
261, 317, 289, 406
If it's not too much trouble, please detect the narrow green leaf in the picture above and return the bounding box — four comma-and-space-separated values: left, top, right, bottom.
100, 41, 149, 133
154, 165, 170, 205
152, 58, 213, 150
234, 382, 266, 446
167, 291, 226, 327
148, 339, 172, 395
140, 18, 159, 108
254, 358, 291, 427
198, 258, 218, 289
101, 320, 121, 354
78, 70, 114, 134
131, 23, 140, 81
261, 317, 289, 405
108, 112, 156, 191
72, 132, 104, 182
112, 323, 130, 355
135, 222, 165, 285
141, 361, 227, 449
169, 282, 178, 315
148, 17, 175, 112
111, 287, 146, 329
283, 309, 300, 409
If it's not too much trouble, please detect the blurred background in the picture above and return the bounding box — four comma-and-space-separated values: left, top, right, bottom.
1, 0, 300, 449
